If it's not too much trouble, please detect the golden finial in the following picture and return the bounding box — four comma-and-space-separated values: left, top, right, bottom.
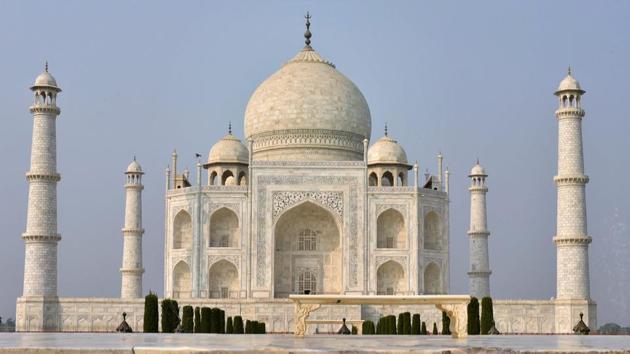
45, 61, 48, 72
304, 12, 312, 48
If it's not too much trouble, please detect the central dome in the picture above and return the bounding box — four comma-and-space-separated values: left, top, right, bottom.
244, 46, 372, 161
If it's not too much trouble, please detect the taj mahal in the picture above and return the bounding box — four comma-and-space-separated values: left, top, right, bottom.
15, 16, 596, 334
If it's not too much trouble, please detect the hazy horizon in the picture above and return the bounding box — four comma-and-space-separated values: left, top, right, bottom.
1, 1, 629, 326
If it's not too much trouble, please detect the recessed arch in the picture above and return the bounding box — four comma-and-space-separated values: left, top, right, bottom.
209, 207, 239, 247
173, 210, 192, 249
274, 201, 341, 298
173, 261, 192, 298
376, 260, 406, 295
209, 171, 218, 185
424, 262, 441, 294
208, 259, 239, 298
377, 208, 406, 249
424, 211, 442, 250
221, 170, 234, 185
238, 171, 247, 186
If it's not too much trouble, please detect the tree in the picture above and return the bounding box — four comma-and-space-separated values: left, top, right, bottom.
351, 325, 358, 335
403, 312, 411, 334
432, 322, 438, 335
376, 317, 384, 334
226, 317, 234, 334
467, 297, 480, 335
194, 307, 201, 333
411, 314, 421, 335
421, 321, 427, 335
389, 315, 397, 334
210, 308, 220, 333
362, 320, 375, 335
442, 311, 451, 335
481, 297, 494, 335
397, 313, 404, 335
182, 306, 194, 333
245, 320, 252, 334
234, 316, 244, 334
200, 307, 212, 333
143, 292, 159, 333
161, 299, 180, 333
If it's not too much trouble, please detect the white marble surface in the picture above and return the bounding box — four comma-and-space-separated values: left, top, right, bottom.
1, 333, 630, 353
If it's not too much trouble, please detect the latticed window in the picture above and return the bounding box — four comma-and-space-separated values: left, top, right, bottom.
298, 229, 318, 251
386, 287, 394, 295
298, 271, 317, 294
220, 287, 229, 299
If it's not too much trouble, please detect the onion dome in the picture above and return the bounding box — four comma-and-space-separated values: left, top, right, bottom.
243, 15, 371, 161
555, 67, 585, 94
206, 132, 249, 166
31, 62, 61, 91
126, 159, 143, 174
368, 134, 410, 167
469, 161, 486, 177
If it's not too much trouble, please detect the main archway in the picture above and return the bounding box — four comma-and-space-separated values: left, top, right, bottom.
273, 201, 341, 298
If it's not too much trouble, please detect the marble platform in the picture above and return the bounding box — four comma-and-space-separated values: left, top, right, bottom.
1, 333, 630, 353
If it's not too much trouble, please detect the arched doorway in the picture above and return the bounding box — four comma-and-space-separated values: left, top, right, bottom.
208, 260, 239, 298
376, 260, 406, 295
273, 202, 341, 298
173, 261, 192, 298
424, 262, 441, 294
377, 209, 406, 248
173, 210, 192, 249
209, 208, 239, 247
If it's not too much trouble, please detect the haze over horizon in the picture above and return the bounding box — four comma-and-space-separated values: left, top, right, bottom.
1, 1, 628, 326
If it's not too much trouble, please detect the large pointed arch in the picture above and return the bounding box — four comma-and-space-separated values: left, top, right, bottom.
376, 260, 407, 295
273, 201, 341, 298
424, 262, 441, 294
209, 207, 239, 247
377, 208, 406, 248
208, 259, 239, 298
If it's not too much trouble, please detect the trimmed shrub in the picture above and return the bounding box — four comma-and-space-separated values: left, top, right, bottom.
432, 322, 438, 335
161, 299, 180, 333
481, 297, 494, 335
351, 325, 358, 335
143, 292, 159, 333
234, 316, 244, 334
376, 317, 384, 334
182, 306, 194, 333
467, 297, 480, 335
389, 315, 397, 335
194, 307, 201, 333
218, 309, 226, 334
200, 307, 211, 333
209, 308, 219, 333
226, 317, 233, 334
442, 311, 451, 335
245, 320, 252, 334
397, 313, 404, 335
362, 320, 375, 335
256, 321, 266, 334
403, 312, 411, 334
411, 314, 421, 335
421, 321, 427, 335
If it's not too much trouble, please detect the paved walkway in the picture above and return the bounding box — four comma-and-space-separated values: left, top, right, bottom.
1, 333, 630, 353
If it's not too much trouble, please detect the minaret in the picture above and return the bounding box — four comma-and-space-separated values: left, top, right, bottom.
553, 68, 591, 300
120, 158, 145, 298
467, 161, 491, 298
22, 63, 62, 301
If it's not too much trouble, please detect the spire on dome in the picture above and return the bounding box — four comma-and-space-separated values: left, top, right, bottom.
304, 11, 312, 48
384, 123, 388, 137
228, 121, 232, 135
568, 66, 572, 76
45, 61, 48, 72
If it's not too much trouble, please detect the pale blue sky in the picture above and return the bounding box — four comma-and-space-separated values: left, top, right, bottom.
1, 1, 628, 325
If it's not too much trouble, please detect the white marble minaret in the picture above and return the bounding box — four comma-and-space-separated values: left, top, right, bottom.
120, 159, 145, 298
467, 161, 491, 298
553, 69, 591, 300
22, 63, 62, 302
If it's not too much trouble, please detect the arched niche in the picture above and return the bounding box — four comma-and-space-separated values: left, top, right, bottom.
209, 208, 239, 247
369, 172, 378, 186
273, 201, 341, 298
376, 260, 406, 295
377, 209, 406, 248
424, 211, 442, 250
424, 262, 441, 294
173, 210, 192, 249
208, 260, 239, 298
173, 261, 192, 298
382, 171, 394, 187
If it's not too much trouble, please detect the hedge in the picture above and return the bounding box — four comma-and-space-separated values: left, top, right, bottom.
161, 299, 180, 333
182, 306, 194, 333
233, 316, 244, 334
194, 307, 201, 333
481, 297, 494, 335
200, 307, 211, 333
362, 320, 375, 335
143, 292, 159, 333
467, 297, 480, 335
226, 317, 233, 334
411, 314, 421, 334
442, 311, 451, 335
